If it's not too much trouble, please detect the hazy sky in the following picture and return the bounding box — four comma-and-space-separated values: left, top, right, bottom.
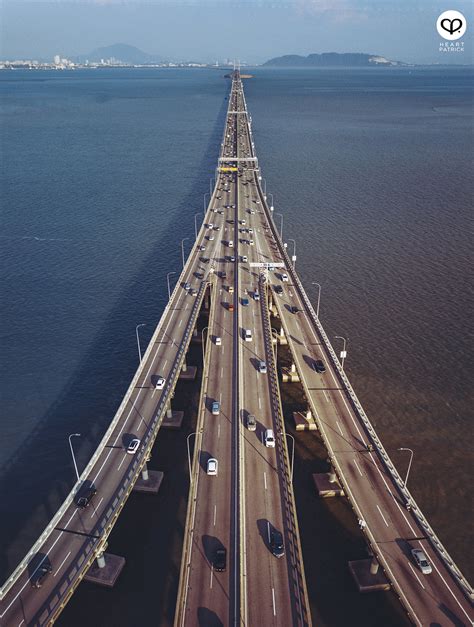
1, 0, 473, 64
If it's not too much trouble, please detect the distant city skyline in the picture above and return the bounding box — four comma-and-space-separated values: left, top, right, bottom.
2, 0, 473, 65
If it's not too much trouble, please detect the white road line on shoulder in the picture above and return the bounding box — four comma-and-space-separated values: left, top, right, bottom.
376, 504, 390, 527
353, 459, 363, 477
258, 397, 262, 410
264, 472, 267, 490
272, 588, 276, 616
18, 621, 25, 627
53, 551, 71, 577
337, 422, 344, 436
408, 562, 425, 590
214, 505, 217, 526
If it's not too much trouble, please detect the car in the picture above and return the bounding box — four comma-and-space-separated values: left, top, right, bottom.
411, 549, 432, 575
74, 483, 97, 509
241, 255, 248, 263
314, 360, 326, 373
30, 562, 53, 588
254, 290, 260, 302
195, 271, 204, 280
198, 245, 206, 252
214, 226, 220, 231
264, 428, 275, 448
240, 219, 246, 225
212, 401, 220, 415
184, 282, 191, 291
258, 361, 267, 374
281, 273, 289, 282
221, 270, 227, 279
249, 239, 254, 246
127, 438, 141, 454
241, 297, 249, 307
228, 303, 235, 312
248, 228, 254, 234
290, 306, 302, 314
246, 414, 257, 431
244, 329, 252, 342
208, 234, 215, 241
155, 376, 166, 390
215, 336, 222, 346
189, 288, 198, 296
207, 223, 214, 229
207, 458, 218, 476
230, 256, 236, 262
214, 547, 227, 572
228, 285, 234, 294
274, 285, 283, 294
201, 257, 209, 264
228, 240, 234, 247
269, 527, 285, 558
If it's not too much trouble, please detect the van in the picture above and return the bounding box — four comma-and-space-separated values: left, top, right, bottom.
264, 429, 275, 448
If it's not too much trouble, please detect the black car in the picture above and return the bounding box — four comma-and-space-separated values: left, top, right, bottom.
314, 359, 326, 373
274, 285, 283, 294
270, 528, 284, 558
74, 483, 97, 509
30, 562, 52, 588
214, 547, 227, 572
290, 306, 301, 314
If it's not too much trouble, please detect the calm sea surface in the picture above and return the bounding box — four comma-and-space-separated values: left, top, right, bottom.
1, 67, 473, 621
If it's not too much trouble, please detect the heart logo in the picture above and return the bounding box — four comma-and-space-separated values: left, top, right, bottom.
441, 18, 463, 34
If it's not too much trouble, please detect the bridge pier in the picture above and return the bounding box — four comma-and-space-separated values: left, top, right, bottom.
312, 468, 344, 497
348, 557, 390, 593
162, 398, 184, 429
281, 362, 299, 382
293, 409, 317, 431
134, 462, 164, 494
84, 548, 126, 588
279, 326, 287, 345
179, 358, 197, 381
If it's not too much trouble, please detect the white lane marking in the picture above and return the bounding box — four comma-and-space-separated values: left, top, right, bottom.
222, 345, 225, 355
218, 423, 221, 439
90, 497, 104, 519
18, 621, 25, 627
376, 504, 390, 527
210, 566, 214, 589
337, 422, 344, 436
429, 550, 473, 623
53, 551, 71, 577
263, 472, 267, 490
258, 397, 262, 410
0, 509, 78, 618
214, 505, 217, 526
221, 367, 224, 379
117, 454, 127, 471
408, 562, 425, 590
219, 392, 222, 403
272, 588, 276, 616
178, 319, 183, 327
353, 459, 363, 477
323, 389, 330, 403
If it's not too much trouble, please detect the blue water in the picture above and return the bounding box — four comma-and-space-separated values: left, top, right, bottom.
1, 66, 473, 593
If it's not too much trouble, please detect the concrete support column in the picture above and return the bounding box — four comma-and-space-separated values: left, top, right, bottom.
141, 463, 149, 481
166, 400, 173, 419
182, 359, 187, 373
306, 409, 312, 421
192, 327, 198, 337
96, 552, 106, 569
328, 469, 337, 484
370, 558, 379, 575
290, 362, 296, 373
279, 326, 285, 338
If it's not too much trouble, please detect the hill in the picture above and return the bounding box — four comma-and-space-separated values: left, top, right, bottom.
75, 43, 164, 65
263, 53, 403, 67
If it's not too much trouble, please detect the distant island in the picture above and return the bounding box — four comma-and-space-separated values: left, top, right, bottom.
263, 53, 404, 67
73, 43, 164, 65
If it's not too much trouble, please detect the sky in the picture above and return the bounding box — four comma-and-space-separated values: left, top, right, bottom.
1, 0, 473, 64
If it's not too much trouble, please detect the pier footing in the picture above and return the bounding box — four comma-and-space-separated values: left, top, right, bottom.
179, 366, 197, 381
162, 411, 185, 429
348, 559, 390, 593
293, 411, 317, 431
312, 473, 344, 497
133, 470, 164, 494
84, 553, 125, 588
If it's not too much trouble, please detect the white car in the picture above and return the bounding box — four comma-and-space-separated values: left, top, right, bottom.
264, 429, 275, 448
155, 376, 166, 390
207, 458, 218, 476
127, 438, 141, 455
281, 273, 289, 282
244, 329, 252, 342
215, 336, 222, 346
411, 549, 432, 575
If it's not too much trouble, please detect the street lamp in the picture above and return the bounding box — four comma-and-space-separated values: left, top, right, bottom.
68, 433, 81, 483
201, 326, 208, 364
167, 271, 176, 300
135, 323, 146, 363
276, 212, 283, 240
210, 178, 214, 196
398, 447, 414, 488
312, 282, 321, 319
181, 237, 189, 269
194, 213, 202, 239
288, 238, 296, 268
203, 192, 209, 212
334, 336, 347, 371
268, 193, 274, 212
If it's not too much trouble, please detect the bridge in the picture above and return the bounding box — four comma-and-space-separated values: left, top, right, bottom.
0, 72, 472, 627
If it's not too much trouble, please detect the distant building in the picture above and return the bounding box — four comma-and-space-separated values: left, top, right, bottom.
53, 55, 60, 65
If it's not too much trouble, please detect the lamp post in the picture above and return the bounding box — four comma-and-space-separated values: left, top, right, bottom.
68, 433, 81, 483
312, 282, 321, 319
201, 326, 208, 364
398, 447, 414, 488
203, 193, 209, 212
194, 213, 202, 239
187, 432, 197, 479
167, 271, 176, 300
334, 336, 347, 371
288, 238, 296, 268
268, 193, 274, 213
276, 212, 283, 240
287, 433, 295, 482
181, 237, 189, 270
135, 323, 146, 363
210, 178, 214, 196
